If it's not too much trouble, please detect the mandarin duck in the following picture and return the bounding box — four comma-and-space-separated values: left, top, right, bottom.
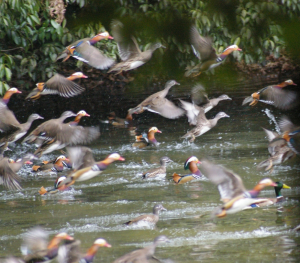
200, 159, 277, 217
112, 235, 170, 263
38, 175, 72, 195
172, 156, 202, 184
242, 80, 298, 110
21, 227, 73, 263
257, 127, 295, 171
131, 80, 184, 119
185, 26, 242, 77
107, 20, 165, 74
142, 156, 172, 179
181, 107, 229, 142
57, 31, 113, 62
8, 153, 36, 173
132, 127, 161, 148
57, 238, 111, 263
25, 72, 87, 100
68, 110, 90, 126
106, 108, 136, 127
124, 204, 167, 226
278, 116, 300, 155
57, 152, 125, 187
0, 88, 22, 133
61, 32, 115, 70
245, 181, 291, 208
0, 113, 43, 149
32, 155, 69, 173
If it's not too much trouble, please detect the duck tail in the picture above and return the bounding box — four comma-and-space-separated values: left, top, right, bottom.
124, 221, 132, 225
172, 173, 181, 184
38, 186, 48, 195
257, 158, 273, 171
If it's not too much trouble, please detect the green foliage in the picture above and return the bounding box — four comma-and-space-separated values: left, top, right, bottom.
0, 0, 300, 95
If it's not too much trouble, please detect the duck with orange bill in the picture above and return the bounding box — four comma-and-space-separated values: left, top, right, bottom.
200, 159, 278, 217
25, 72, 87, 100
173, 156, 202, 184
0, 88, 22, 133
32, 155, 70, 174
38, 176, 72, 195
242, 80, 298, 110
57, 149, 125, 188
185, 25, 242, 77
57, 31, 113, 62
132, 127, 161, 148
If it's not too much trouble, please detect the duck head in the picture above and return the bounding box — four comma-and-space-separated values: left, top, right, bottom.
76, 110, 90, 117
184, 156, 200, 170
218, 94, 232, 100
215, 112, 230, 119
93, 238, 112, 248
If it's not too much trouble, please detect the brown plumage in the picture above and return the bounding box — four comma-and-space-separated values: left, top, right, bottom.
142, 156, 172, 179
112, 235, 169, 263
131, 80, 185, 119
0, 88, 22, 133
124, 204, 167, 225
242, 80, 298, 110
25, 72, 87, 100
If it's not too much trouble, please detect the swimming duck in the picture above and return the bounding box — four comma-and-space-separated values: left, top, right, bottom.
246, 181, 291, 208
0, 113, 43, 149
106, 108, 136, 127
57, 238, 111, 263
63, 33, 115, 70
0, 88, 22, 133
257, 127, 295, 171
200, 159, 277, 217
172, 156, 202, 184
32, 155, 69, 173
21, 227, 74, 263
185, 26, 242, 77
57, 152, 125, 187
38, 175, 72, 195
279, 116, 300, 155
124, 204, 167, 225
131, 80, 185, 119
25, 72, 87, 100
142, 156, 172, 179
242, 80, 298, 110
112, 235, 169, 263
132, 127, 161, 148
57, 31, 114, 62
108, 20, 165, 74
181, 108, 229, 142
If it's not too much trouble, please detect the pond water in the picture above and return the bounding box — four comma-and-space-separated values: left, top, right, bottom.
0, 75, 300, 262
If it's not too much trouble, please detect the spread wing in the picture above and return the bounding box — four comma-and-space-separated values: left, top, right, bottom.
0, 158, 22, 190
261, 87, 297, 110
0, 101, 20, 132
67, 146, 95, 170
200, 159, 246, 202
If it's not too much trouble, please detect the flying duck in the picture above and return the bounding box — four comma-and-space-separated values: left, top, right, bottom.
185, 25, 242, 77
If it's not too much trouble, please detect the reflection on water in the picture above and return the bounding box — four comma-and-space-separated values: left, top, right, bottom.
0, 78, 299, 262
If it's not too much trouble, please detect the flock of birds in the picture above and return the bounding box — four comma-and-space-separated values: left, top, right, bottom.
1, 20, 300, 262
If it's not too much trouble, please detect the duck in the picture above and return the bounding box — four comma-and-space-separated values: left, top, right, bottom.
279, 116, 300, 155
23, 111, 100, 157
57, 238, 111, 263
21, 227, 74, 263
185, 25, 242, 77
132, 127, 161, 148
0, 154, 23, 190
130, 80, 185, 119
200, 159, 278, 217
107, 20, 165, 74
124, 204, 167, 226
8, 153, 36, 173
57, 31, 114, 62
62, 33, 115, 70
106, 109, 136, 127
242, 80, 298, 110
112, 235, 170, 263
25, 72, 87, 100
172, 156, 202, 184
142, 156, 172, 179
32, 155, 69, 173
38, 175, 72, 195
0, 87, 22, 133
246, 181, 291, 208
0, 113, 43, 149
257, 127, 295, 171
66, 146, 96, 171
57, 152, 125, 187
181, 108, 229, 142
68, 110, 90, 126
